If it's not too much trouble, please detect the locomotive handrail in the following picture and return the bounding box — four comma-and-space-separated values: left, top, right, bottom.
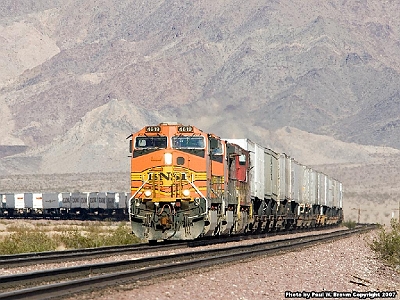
130, 179, 149, 199
187, 179, 208, 217
127, 179, 149, 221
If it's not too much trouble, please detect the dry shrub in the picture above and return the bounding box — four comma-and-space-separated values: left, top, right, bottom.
370, 219, 400, 268
0, 222, 142, 254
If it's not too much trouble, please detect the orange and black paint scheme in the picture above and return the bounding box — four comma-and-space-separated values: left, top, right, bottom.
128, 122, 251, 241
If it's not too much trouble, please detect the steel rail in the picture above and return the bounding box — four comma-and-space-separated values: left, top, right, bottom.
0, 224, 346, 268
0, 241, 187, 268
0, 225, 376, 300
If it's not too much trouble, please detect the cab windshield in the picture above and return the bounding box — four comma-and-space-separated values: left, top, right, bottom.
172, 136, 205, 149
135, 136, 167, 149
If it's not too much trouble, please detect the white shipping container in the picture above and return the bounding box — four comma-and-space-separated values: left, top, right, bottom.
301, 167, 310, 204
254, 143, 265, 199
14, 193, 25, 209
278, 154, 291, 201
264, 148, 279, 201
286, 156, 292, 201
309, 169, 318, 205
291, 159, 302, 203
338, 182, 343, 208
327, 178, 334, 208
33, 193, 43, 209
317, 173, 327, 206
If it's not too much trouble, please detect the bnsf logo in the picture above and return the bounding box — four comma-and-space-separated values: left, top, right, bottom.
148, 172, 187, 181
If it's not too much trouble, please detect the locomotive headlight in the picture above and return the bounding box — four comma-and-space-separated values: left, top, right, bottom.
164, 153, 173, 165
182, 189, 190, 197
144, 190, 152, 197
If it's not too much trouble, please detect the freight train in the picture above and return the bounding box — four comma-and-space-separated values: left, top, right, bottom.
0, 192, 128, 220
128, 122, 343, 242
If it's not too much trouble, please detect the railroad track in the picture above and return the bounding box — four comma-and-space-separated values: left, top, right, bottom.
0, 241, 187, 268
0, 224, 376, 300
0, 224, 345, 269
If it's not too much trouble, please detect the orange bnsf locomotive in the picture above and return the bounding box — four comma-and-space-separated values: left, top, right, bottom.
128, 123, 343, 242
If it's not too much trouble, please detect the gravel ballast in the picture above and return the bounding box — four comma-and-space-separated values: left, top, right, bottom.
72, 231, 400, 300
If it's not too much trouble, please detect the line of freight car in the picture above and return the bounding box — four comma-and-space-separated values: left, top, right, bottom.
226, 138, 344, 228
0, 192, 129, 220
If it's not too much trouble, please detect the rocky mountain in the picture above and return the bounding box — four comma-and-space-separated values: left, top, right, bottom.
1, 0, 400, 224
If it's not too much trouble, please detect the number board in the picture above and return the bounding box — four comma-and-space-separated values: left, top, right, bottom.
178, 126, 194, 133
146, 126, 161, 133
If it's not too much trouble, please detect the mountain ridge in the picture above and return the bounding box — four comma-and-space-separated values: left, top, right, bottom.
1, 0, 400, 224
